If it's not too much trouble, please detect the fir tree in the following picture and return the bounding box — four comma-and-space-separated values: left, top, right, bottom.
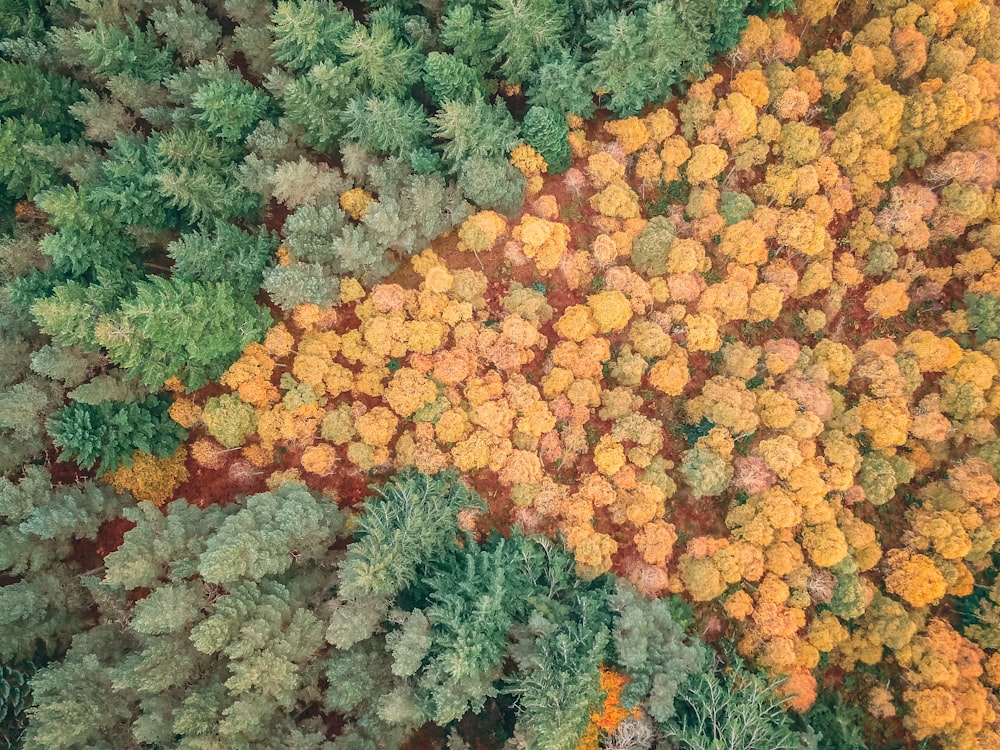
270, 0, 354, 73
429, 92, 521, 169
262, 262, 342, 311
422, 52, 485, 106
167, 222, 277, 293
47, 394, 187, 475
486, 0, 568, 84
93, 276, 273, 389
521, 105, 571, 174
525, 48, 596, 119
457, 156, 526, 215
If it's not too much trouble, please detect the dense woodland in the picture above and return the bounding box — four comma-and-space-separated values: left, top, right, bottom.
3, 0, 1000, 747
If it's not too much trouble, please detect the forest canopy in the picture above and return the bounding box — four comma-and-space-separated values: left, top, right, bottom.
4, 0, 1000, 747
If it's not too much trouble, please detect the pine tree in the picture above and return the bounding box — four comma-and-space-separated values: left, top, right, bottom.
423, 52, 485, 106
341, 95, 432, 157
457, 156, 526, 214
270, 0, 354, 73
525, 48, 596, 119
262, 262, 342, 311
486, 0, 569, 84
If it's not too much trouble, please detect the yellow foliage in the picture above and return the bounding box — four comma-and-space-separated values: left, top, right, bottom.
554, 304, 599, 342
685, 313, 722, 353
589, 181, 641, 218
885, 549, 948, 607
106, 447, 188, 507
587, 290, 633, 333
458, 210, 508, 253
686, 144, 728, 183
648, 347, 690, 396
339, 187, 374, 220
385, 367, 437, 418
355, 406, 399, 448
865, 279, 911, 318
510, 143, 547, 176
168, 397, 202, 429
594, 436, 627, 476
339, 277, 365, 304
604, 116, 649, 154
513, 215, 571, 272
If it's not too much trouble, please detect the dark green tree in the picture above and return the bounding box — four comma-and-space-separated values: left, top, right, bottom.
521, 105, 571, 174
47, 395, 186, 475
168, 222, 277, 293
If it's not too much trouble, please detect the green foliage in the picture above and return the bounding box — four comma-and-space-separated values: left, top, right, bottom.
192, 78, 274, 143
457, 156, 527, 215
587, 2, 710, 117
965, 292, 1000, 342
0, 466, 130, 663
801, 693, 870, 750
18, 483, 346, 748
47, 395, 186, 475
858, 452, 911, 506
87, 135, 179, 230
423, 52, 485, 105
342, 95, 431, 157
631, 215, 675, 276
506, 578, 612, 750
610, 585, 706, 723
270, 0, 354, 72
680, 446, 734, 498
150, 0, 222, 65
439, 4, 497, 75
168, 222, 277, 293
525, 48, 596, 119
263, 262, 342, 311
1, 659, 37, 747
338, 19, 423, 98
34, 186, 140, 279
720, 191, 755, 225
94, 276, 273, 389
430, 93, 521, 169
487, 0, 568, 83
336, 468, 485, 599
72, 20, 175, 82
201, 393, 258, 449
522, 106, 571, 174
665, 661, 812, 750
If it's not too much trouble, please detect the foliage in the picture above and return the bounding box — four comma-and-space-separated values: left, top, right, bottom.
0, 465, 130, 666
665, 662, 812, 750
47, 395, 187, 475
521, 106, 571, 174
94, 277, 273, 390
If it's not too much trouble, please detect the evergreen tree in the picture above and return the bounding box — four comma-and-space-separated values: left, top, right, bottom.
525, 48, 596, 119
430, 93, 521, 169
270, 0, 354, 73
0, 466, 131, 662
47, 395, 187, 475
486, 0, 569, 83
457, 156, 526, 214
422, 52, 485, 106
521, 105, 571, 174
341, 95, 432, 157
262, 262, 342, 311
93, 276, 273, 389
168, 222, 278, 293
